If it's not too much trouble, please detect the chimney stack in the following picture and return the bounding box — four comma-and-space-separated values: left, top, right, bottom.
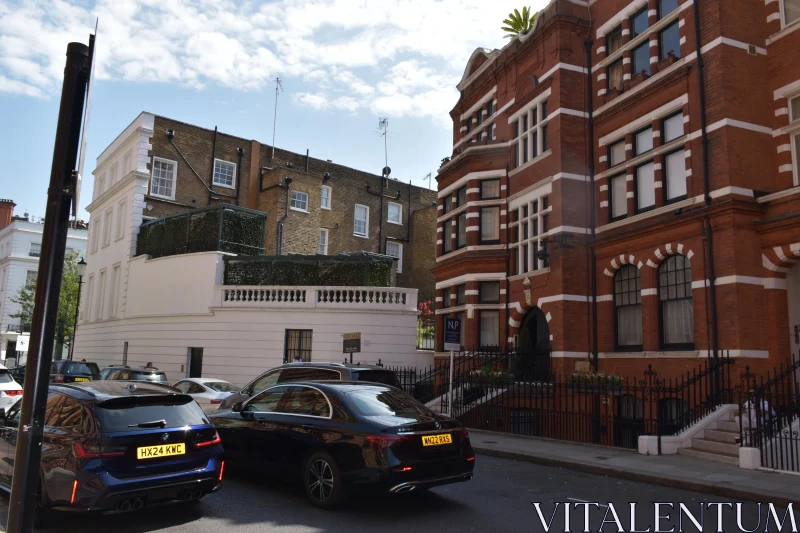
0, 199, 15, 231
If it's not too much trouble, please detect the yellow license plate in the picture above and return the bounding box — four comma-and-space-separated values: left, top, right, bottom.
136, 443, 185, 460
73, 378, 89, 382
421, 434, 452, 446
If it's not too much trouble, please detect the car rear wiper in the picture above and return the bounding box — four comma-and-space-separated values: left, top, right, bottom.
128, 419, 167, 428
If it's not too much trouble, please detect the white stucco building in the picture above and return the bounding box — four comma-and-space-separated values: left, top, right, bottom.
0, 203, 88, 361
72, 113, 430, 385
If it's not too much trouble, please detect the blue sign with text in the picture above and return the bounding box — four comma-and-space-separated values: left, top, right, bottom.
444, 318, 461, 351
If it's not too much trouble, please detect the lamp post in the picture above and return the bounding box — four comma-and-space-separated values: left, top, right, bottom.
69, 257, 87, 360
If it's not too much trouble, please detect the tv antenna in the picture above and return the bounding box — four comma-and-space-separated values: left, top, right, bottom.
424, 172, 432, 190
271, 77, 283, 160
378, 117, 389, 170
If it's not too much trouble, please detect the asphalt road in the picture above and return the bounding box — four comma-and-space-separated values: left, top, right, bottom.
0, 455, 777, 533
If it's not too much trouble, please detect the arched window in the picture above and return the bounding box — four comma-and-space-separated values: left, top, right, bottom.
614, 265, 642, 350
658, 255, 694, 349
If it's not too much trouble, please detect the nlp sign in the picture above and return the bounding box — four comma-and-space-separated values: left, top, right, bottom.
444, 318, 461, 352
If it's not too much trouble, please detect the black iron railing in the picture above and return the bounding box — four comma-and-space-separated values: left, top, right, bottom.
737, 354, 800, 472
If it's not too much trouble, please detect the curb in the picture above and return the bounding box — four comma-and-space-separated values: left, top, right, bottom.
473, 446, 800, 508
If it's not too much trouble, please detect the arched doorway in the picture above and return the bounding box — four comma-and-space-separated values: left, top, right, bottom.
788, 264, 800, 357
514, 307, 551, 381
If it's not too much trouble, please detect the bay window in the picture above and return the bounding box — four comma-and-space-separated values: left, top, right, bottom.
610, 174, 628, 220
480, 207, 500, 243
457, 212, 467, 248
443, 220, 453, 253
636, 162, 656, 212
479, 311, 500, 347
481, 179, 501, 199
664, 149, 687, 202
515, 194, 550, 274
609, 140, 626, 167
479, 281, 501, 303
516, 99, 550, 166
783, 0, 800, 25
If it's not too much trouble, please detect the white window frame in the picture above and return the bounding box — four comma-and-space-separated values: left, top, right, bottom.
212, 158, 237, 189
109, 263, 121, 319
91, 214, 101, 254
150, 157, 178, 200
354, 204, 369, 238
25, 270, 37, 287
95, 173, 106, 200
609, 140, 626, 167
103, 208, 113, 247
515, 99, 550, 165
318, 229, 329, 255
320, 185, 331, 210
29, 242, 41, 257
290, 190, 309, 213
386, 241, 403, 273
116, 199, 126, 241
511, 188, 552, 274
781, 0, 800, 27
387, 202, 402, 225
97, 268, 107, 320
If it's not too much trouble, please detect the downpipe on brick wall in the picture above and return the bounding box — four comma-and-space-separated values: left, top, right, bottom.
276, 176, 292, 255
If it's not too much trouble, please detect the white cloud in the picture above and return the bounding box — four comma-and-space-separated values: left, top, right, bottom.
0, 0, 550, 123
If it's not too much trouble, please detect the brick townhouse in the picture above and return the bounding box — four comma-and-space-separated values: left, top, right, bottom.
88, 113, 438, 293
433, 0, 800, 379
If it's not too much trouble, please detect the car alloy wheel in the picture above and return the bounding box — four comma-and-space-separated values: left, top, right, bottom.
308, 459, 334, 503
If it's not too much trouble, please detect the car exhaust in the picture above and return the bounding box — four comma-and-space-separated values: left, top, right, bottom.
117, 499, 132, 512
180, 490, 193, 501
390, 483, 417, 494
131, 498, 144, 511
192, 489, 203, 500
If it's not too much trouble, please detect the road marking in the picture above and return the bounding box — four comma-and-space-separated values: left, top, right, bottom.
567, 497, 608, 508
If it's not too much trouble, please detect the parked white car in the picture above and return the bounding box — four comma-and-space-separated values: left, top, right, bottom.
172, 378, 239, 413
0, 364, 23, 412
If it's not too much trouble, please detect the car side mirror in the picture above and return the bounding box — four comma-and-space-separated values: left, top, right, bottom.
232, 401, 243, 413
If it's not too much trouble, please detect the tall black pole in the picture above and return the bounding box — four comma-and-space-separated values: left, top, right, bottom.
7, 41, 89, 533
68, 276, 83, 360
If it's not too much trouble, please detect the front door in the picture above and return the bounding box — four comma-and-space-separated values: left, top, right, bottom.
515, 307, 551, 382
188, 348, 203, 378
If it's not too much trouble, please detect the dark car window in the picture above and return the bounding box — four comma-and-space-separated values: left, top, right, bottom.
6, 398, 22, 427
277, 387, 331, 418
131, 371, 167, 382
205, 381, 238, 393
0, 370, 14, 384
247, 370, 282, 395
65, 362, 100, 378
173, 381, 191, 393
112, 370, 133, 380
314, 369, 341, 380
245, 386, 291, 413
346, 389, 433, 418
351, 370, 398, 386
94, 396, 207, 432
186, 382, 206, 394
45, 394, 84, 429
278, 368, 317, 383
50, 362, 60, 374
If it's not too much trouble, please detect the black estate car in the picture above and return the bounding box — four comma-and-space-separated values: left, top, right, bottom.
0, 381, 224, 520
218, 362, 398, 410
211, 381, 474, 508
50, 360, 101, 383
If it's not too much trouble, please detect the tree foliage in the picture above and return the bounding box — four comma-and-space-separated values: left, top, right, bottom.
502, 7, 539, 39
10, 250, 81, 350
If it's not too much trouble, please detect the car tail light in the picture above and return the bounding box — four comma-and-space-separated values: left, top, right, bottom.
365, 434, 412, 452
455, 427, 470, 439
467, 456, 475, 461
219, 461, 225, 482
55, 374, 65, 383
392, 466, 413, 472
195, 432, 221, 448
70, 480, 78, 504
72, 442, 126, 459
210, 399, 222, 405
1, 390, 22, 397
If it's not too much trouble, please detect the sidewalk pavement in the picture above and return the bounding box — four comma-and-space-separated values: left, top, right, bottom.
469, 430, 800, 506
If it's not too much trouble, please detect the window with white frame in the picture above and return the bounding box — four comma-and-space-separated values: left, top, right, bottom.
290, 191, 308, 212
663, 112, 684, 143
635, 127, 654, 155
481, 179, 501, 199
150, 158, 177, 199
25, 270, 37, 287
479, 281, 501, 303
783, 0, 800, 25
609, 140, 626, 167
320, 185, 331, 209
480, 207, 500, 243
116, 199, 126, 241
610, 174, 628, 220
636, 162, 656, 212
664, 149, 687, 202
387, 202, 402, 225
386, 241, 402, 273
213, 159, 236, 188
791, 95, 800, 123
479, 310, 500, 347
354, 204, 369, 237
514, 193, 550, 274
29, 242, 41, 257
318, 229, 328, 255
513, 99, 549, 166
103, 208, 113, 247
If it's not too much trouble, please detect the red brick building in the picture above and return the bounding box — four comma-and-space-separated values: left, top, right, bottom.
434, 0, 800, 380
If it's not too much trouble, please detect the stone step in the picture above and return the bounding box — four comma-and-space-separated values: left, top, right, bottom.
703, 428, 739, 444
678, 447, 740, 465
691, 438, 741, 455
716, 420, 739, 432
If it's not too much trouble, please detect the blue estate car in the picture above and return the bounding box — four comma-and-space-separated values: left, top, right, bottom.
0, 381, 223, 519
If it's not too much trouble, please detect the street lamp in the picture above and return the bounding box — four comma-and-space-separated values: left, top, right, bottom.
68, 257, 87, 360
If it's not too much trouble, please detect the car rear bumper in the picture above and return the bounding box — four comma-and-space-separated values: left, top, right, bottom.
388, 471, 474, 493
345, 457, 475, 494
58, 457, 223, 512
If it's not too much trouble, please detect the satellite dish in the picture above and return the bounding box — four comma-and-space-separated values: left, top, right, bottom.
382, 166, 391, 177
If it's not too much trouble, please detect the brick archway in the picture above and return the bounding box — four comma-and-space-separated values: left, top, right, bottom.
603, 253, 644, 277
762, 242, 800, 276
645, 242, 696, 268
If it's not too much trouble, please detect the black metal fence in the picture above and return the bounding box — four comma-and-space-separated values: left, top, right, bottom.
136, 205, 267, 258
737, 354, 800, 473
389, 349, 735, 450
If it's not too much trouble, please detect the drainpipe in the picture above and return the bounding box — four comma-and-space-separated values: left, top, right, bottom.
504, 164, 511, 351
692, 0, 720, 367
276, 176, 292, 255
378, 174, 386, 254
586, 38, 599, 371
208, 126, 218, 206
235, 147, 244, 206
406, 180, 412, 243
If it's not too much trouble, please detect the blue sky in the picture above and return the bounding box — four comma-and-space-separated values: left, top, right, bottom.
0, 0, 546, 221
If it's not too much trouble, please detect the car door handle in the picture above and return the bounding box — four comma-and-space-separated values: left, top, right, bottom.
302, 425, 313, 432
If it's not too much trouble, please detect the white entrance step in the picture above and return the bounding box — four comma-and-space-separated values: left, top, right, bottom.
678, 447, 740, 465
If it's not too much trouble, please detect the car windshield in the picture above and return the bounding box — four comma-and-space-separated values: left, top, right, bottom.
95, 396, 208, 432
0, 370, 14, 384
132, 372, 168, 382
65, 363, 100, 377
345, 389, 433, 418
204, 381, 238, 393
351, 370, 398, 386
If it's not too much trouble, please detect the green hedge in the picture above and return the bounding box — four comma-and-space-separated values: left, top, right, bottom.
136, 205, 266, 259
224, 256, 392, 287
